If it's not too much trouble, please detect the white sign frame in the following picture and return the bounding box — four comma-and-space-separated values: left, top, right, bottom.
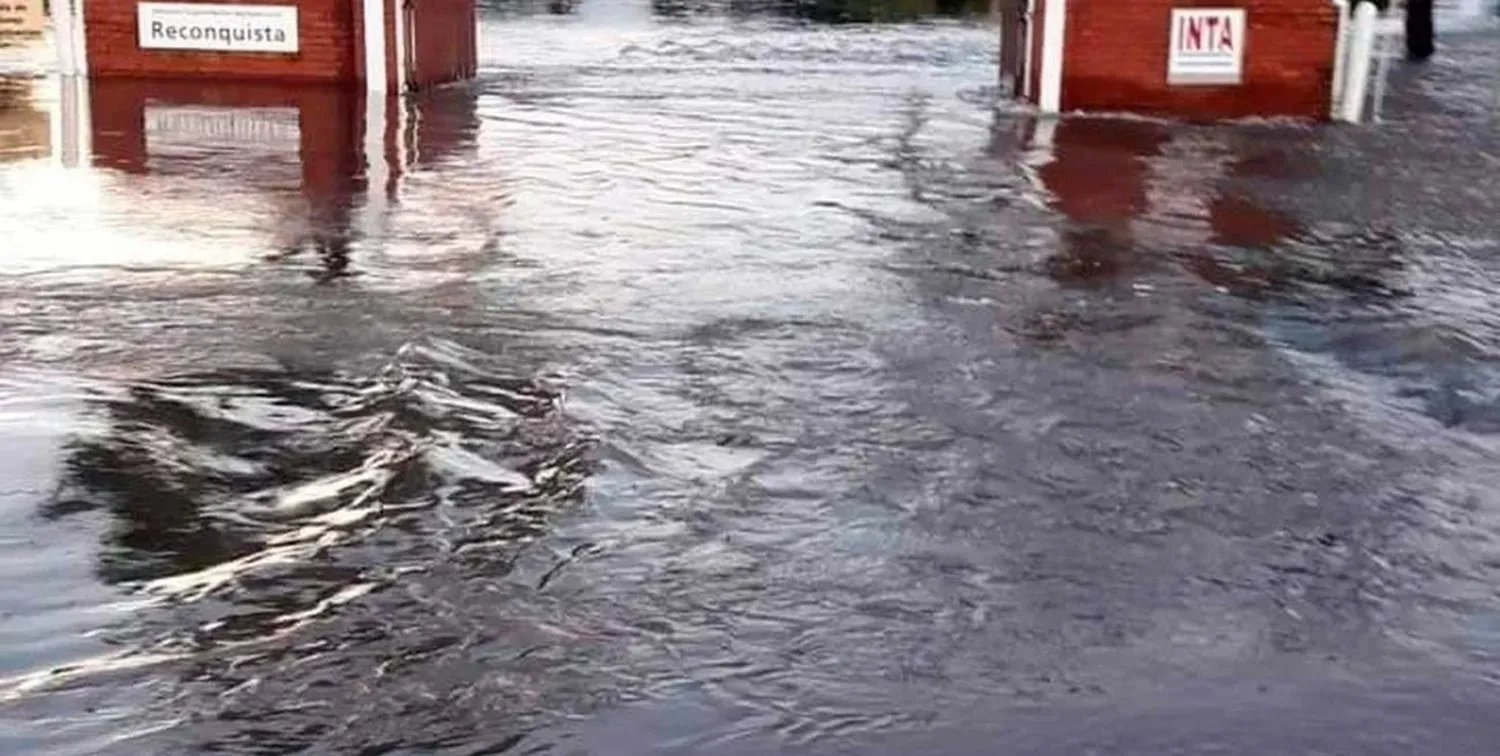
1167, 8, 1247, 86
137, 2, 299, 54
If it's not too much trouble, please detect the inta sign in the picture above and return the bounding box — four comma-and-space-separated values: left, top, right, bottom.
137, 2, 299, 53
1167, 8, 1247, 85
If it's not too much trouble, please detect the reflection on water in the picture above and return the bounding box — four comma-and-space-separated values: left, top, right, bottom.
1025, 117, 1377, 299
1, 73, 485, 286
2, 9, 1500, 756
0, 77, 48, 161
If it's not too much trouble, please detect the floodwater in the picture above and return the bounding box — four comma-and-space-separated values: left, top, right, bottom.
3, 5, 1500, 754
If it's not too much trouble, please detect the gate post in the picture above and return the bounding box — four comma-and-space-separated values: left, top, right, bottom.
1008, 0, 1343, 120
75, 0, 474, 88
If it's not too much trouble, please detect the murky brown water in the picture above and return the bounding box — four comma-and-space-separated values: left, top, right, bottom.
3, 6, 1500, 754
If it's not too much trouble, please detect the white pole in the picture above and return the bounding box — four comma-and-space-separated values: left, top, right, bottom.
1020, 0, 1035, 101
1329, 0, 1350, 119
362, 0, 387, 94
1037, 0, 1067, 114
1340, 1, 1378, 123
1369, 11, 1395, 121
50, 0, 76, 74
70, 0, 88, 75
393, 0, 408, 92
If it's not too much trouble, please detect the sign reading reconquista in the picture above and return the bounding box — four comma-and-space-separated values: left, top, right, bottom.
137, 2, 299, 53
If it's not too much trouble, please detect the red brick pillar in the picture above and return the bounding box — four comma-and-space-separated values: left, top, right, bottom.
1022, 0, 1340, 120
76, 0, 474, 89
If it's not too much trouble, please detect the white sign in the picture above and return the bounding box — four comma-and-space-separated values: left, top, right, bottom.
137, 2, 299, 53
0, 0, 46, 36
1168, 8, 1246, 85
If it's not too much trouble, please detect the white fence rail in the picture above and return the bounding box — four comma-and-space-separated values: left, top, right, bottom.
1332, 1, 1410, 124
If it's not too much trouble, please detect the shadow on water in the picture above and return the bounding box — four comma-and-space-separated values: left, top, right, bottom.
43, 339, 590, 629
1, 339, 593, 754
3, 349, 594, 752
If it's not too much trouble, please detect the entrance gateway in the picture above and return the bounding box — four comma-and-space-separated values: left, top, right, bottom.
49, 0, 476, 93
1003, 0, 1384, 121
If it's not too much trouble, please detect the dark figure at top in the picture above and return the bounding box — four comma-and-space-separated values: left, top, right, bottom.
1406, 0, 1435, 61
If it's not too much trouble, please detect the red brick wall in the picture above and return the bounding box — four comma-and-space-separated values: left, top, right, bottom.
409, 0, 476, 88
1060, 0, 1338, 120
85, 0, 358, 82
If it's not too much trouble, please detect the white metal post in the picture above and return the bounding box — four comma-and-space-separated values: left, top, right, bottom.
1340, 1, 1379, 123
363, 0, 387, 94
1037, 0, 1066, 114
1369, 9, 1397, 121
1020, 0, 1036, 101
70, 0, 88, 75
1329, 0, 1350, 118
50, 0, 77, 74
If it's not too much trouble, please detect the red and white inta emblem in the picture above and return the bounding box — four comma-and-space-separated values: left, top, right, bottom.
1168, 8, 1247, 85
